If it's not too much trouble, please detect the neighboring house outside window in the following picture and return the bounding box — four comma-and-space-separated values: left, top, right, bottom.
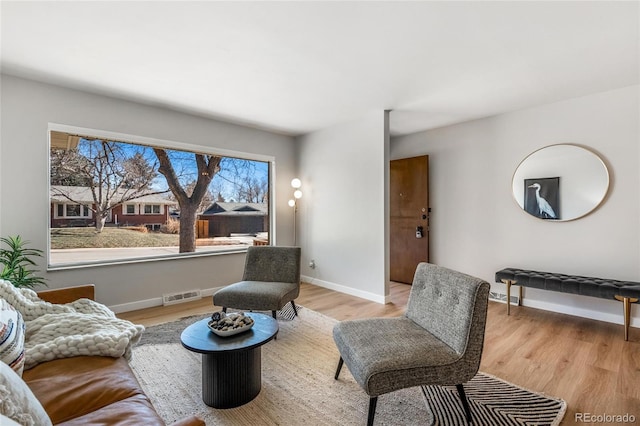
199, 202, 268, 238
50, 185, 175, 229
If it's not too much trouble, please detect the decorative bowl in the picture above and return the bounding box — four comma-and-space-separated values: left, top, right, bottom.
207, 312, 254, 337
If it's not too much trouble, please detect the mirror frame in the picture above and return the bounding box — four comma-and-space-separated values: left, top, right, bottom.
512, 143, 609, 222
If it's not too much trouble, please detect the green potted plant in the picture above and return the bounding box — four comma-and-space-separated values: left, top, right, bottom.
0, 235, 46, 289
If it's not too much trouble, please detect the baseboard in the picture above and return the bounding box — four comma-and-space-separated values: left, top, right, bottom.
521, 298, 640, 328
109, 279, 388, 313
109, 297, 163, 314
109, 282, 638, 329
301, 275, 388, 304
109, 286, 223, 313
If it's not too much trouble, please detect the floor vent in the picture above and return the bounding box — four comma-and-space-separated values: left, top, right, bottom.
162, 289, 202, 306
489, 290, 520, 306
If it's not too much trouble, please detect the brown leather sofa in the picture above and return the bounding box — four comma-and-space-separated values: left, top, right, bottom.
23, 285, 204, 426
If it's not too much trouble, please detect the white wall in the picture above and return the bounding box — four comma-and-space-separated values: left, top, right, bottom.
0, 75, 297, 311
391, 85, 640, 327
297, 112, 388, 302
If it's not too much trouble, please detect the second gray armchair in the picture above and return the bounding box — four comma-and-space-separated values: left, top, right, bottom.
333, 262, 490, 425
213, 246, 301, 319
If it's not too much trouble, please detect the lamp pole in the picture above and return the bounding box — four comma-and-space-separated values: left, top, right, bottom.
289, 178, 302, 247
293, 202, 297, 246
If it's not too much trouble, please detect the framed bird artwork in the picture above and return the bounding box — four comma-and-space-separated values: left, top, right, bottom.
524, 177, 560, 220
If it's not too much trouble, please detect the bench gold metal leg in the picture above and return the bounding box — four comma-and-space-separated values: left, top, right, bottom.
614, 296, 638, 341
501, 279, 517, 315
506, 279, 511, 315
519, 286, 523, 306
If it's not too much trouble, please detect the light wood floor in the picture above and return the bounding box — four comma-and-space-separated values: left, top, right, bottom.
119, 282, 640, 425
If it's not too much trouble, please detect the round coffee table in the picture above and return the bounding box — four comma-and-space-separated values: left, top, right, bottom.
180, 312, 279, 408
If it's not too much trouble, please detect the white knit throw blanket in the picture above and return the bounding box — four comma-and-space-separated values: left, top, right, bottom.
0, 280, 144, 370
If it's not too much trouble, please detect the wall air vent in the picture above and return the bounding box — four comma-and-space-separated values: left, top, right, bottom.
162, 289, 202, 306
489, 290, 520, 306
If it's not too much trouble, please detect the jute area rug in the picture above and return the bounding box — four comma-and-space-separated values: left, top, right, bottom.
130, 307, 566, 426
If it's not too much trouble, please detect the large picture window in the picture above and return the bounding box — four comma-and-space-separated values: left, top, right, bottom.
49, 126, 272, 269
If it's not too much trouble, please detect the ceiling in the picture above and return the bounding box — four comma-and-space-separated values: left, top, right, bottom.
1, 1, 638, 137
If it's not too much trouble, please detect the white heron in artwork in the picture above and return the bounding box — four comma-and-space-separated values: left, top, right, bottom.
528, 183, 556, 219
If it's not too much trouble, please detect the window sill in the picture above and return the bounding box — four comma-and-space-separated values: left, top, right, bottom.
47, 245, 249, 271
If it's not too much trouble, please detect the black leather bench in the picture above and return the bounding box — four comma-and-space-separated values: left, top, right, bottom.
495, 268, 640, 341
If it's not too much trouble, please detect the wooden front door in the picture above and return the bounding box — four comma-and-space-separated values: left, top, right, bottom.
390, 155, 429, 284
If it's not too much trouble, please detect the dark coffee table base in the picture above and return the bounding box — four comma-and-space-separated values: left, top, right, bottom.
202, 347, 262, 408
181, 313, 278, 409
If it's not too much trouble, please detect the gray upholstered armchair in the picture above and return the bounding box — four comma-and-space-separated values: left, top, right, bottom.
213, 246, 301, 319
333, 262, 490, 425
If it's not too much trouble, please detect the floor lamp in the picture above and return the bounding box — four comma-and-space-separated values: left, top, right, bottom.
288, 178, 302, 246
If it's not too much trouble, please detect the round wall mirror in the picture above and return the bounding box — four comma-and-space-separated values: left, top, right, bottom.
512, 144, 609, 221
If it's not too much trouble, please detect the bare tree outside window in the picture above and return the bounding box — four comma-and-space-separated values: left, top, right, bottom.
154, 148, 221, 253
166, 180, 216, 216
217, 159, 269, 203
51, 139, 166, 232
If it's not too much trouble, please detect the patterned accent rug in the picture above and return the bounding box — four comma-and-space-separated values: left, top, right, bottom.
422, 373, 566, 425
274, 302, 298, 320
131, 306, 565, 425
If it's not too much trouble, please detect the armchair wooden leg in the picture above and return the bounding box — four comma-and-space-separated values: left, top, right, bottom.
222, 307, 227, 313
367, 396, 378, 426
271, 310, 277, 319
334, 357, 344, 380
290, 300, 299, 317
456, 384, 472, 422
